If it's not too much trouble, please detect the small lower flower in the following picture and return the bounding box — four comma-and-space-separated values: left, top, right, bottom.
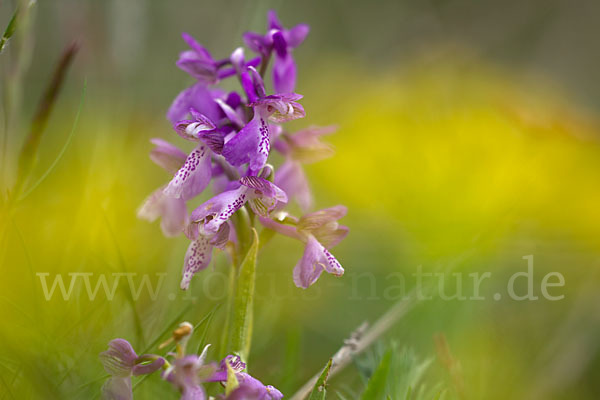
260, 206, 348, 288
161, 325, 217, 400
208, 355, 283, 400
99, 339, 165, 400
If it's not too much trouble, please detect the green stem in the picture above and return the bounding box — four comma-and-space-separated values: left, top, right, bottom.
259, 52, 271, 78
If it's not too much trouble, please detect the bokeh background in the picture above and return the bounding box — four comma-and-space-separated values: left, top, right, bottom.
2, 0, 600, 399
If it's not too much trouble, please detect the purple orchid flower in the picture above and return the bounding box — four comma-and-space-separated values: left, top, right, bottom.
168, 83, 225, 125
228, 47, 261, 78
209, 355, 283, 400
176, 33, 220, 84
169, 35, 260, 125
222, 67, 305, 174
99, 339, 165, 400
260, 206, 348, 288
162, 344, 216, 400
180, 176, 287, 289
138, 139, 189, 237
274, 126, 337, 211
243, 10, 309, 94
163, 109, 224, 201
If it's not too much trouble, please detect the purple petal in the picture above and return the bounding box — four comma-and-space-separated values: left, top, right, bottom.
243, 32, 271, 56
181, 33, 213, 60
132, 357, 165, 376
149, 138, 187, 174
240, 176, 279, 198
226, 92, 242, 109
164, 145, 212, 200
101, 376, 132, 400
224, 385, 262, 400
292, 125, 337, 144
264, 385, 284, 400
320, 245, 344, 276
314, 225, 349, 249
240, 176, 288, 216
267, 10, 283, 30
297, 205, 348, 232
181, 385, 206, 400
287, 24, 310, 48
199, 130, 224, 154
174, 111, 216, 141
293, 236, 344, 289
250, 94, 305, 122
167, 84, 222, 124
230, 47, 245, 72
217, 67, 237, 79
272, 31, 288, 58
189, 186, 248, 234
181, 236, 214, 290
293, 235, 325, 289
138, 188, 164, 223
241, 70, 259, 103
100, 339, 138, 377
248, 66, 266, 98
222, 114, 270, 172
275, 160, 312, 211
215, 99, 245, 128
138, 188, 188, 237
272, 53, 297, 94
234, 373, 283, 400
208, 221, 230, 250
176, 53, 218, 83
207, 355, 247, 382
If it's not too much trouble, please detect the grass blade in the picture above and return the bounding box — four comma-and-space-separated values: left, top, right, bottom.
308, 358, 333, 400
140, 303, 193, 354
360, 350, 392, 400
13, 40, 79, 198
196, 304, 220, 354
0, 8, 18, 54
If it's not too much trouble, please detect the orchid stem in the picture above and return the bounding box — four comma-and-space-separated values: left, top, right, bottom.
259, 52, 271, 78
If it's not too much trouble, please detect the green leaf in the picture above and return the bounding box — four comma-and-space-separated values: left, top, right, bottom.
308, 358, 333, 400
229, 228, 259, 361
360, 350, 392, 400
0, 7, 18, 54
225, 359, 240, 395
196, 304, 220, 354
14, 41, 79, 198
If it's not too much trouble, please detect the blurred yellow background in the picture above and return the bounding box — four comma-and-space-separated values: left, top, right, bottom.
2, 1, 600, 399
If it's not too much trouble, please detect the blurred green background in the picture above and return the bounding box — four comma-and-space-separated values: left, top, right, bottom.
2, 0, 600, 399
